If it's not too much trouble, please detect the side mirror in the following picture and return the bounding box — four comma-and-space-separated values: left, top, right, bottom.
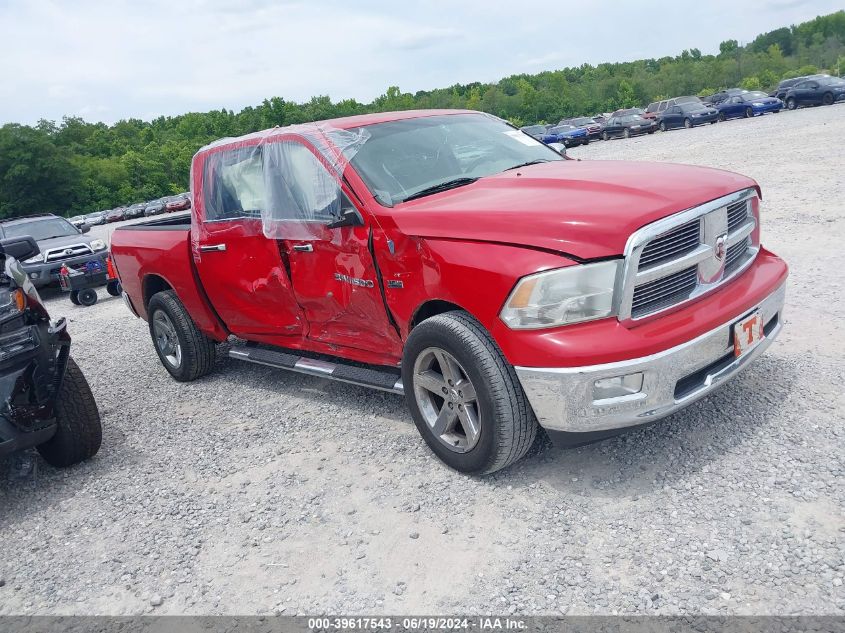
0, 236, 40, 262
326, 206, 364, 230
80, 223, 91, 233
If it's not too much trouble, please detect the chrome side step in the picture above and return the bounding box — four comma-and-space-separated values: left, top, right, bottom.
228, 345, 404, 395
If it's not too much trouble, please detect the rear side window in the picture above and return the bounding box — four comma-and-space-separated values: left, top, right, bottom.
202, 141, 342, 236
203, 146, 264, 221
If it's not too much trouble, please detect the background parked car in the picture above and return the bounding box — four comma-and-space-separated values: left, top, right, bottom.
123, 204, 145, 219
67, 215, 86, 228
519, 125, 548, 140
144, 201, 166, 216
643, 95, 702, 119
702, 88, 748, 105
545, 124, 589, 147
601, 114, 657, 139
165, 195, 192, 212
783, 76, 845, 109
715, 91, 782, 119
559, 117, 602, 140
657, 102, 719, 130
609, 107, 646, 118
84, 211, 106, 226
105, 208, 126, 223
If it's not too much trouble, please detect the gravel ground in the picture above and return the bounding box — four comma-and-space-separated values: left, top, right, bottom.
1, 105, 843, 616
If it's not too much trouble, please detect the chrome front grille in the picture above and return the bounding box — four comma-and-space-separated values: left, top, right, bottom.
638, 220, 701, 269
618, 188, 759, 322
44, 243, 93, 262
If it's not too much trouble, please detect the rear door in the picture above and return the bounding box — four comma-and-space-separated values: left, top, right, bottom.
192, 144, 305, 337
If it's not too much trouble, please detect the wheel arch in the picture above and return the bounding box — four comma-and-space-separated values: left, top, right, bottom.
142, 273, 174, 308
410, 299, 467, 330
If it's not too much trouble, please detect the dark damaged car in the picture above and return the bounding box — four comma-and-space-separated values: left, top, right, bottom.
0, 237, 102, 467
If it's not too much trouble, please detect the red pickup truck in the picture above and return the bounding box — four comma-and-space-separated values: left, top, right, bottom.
111, 109, 788, 475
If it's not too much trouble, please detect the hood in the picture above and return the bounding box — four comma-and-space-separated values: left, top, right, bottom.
390, 160, 757, 260
750, 97, 780, 105
35, 233, 94, 255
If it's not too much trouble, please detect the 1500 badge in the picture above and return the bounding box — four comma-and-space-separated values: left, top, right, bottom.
334, 272, 374, 288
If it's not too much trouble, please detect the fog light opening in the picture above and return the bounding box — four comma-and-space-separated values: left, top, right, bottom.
593, 373, 644, 402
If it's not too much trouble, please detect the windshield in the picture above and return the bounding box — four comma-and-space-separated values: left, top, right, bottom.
620, 115, 644, 122
743, 92, 769, 100
349, 114, 564, 205
2, 217, 78, 240
681, 103, 708, 112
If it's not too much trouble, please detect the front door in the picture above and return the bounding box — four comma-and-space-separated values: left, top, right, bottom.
271, 141, 403, 359
192, 143, 305, 338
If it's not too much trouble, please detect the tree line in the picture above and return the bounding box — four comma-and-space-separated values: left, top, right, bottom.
1, 10, 843, 219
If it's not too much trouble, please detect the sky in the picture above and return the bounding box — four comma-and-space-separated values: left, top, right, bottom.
0, 0, 841, 125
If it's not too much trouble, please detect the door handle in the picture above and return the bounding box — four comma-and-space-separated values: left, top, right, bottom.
292, 244, 314, 252
200, 244, 227, 252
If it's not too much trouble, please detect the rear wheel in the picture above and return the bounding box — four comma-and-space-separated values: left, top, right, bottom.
402, 312, 537, 475
684, 118, 693, 129
106, 280, 122, 296
69, 290, 80, 305
148, 290, 216, 382
37, 358, 102, 467
822, 92, 834, 106
77, 288, 98, 306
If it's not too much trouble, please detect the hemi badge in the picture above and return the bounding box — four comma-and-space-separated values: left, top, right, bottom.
387, 280, 404, 289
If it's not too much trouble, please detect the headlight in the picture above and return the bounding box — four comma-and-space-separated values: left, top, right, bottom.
500, 260, 620, 329
0, 288, 26, 317
23, 252, 44, 264
90, 239, 107, 251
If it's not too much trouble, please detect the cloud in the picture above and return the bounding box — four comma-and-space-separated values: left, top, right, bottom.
0, 0, 842, 125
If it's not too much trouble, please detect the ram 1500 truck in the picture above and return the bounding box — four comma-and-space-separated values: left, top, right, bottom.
110, 109, 788, 475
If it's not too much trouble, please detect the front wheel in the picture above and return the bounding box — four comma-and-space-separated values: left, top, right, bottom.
602, 131, 608, 141
659, 121, 667, 132
148, 290, 217, 382
37, 358, 102, 467
77, 288, 98, 306
623, 128, 631, 139
744, 107, 753, 118
787, 98, 797, 110
69, 290, 80, 305
684, 118, 693, 129
402, 312, 537, 475
718, 112, 726, 122
106, 280, 122, 297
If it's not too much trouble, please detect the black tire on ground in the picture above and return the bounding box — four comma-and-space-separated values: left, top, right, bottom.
77, 288, 98, 306
745, 107, 753, 118
69, 290, 80, 305
623, 128, 631, 138
37, 358, 102, 467
402, 311, 538, 475
602, 131, 609, 141
106, 280, 122, 297
659, 121, 667, 132
822, 92, 834, 106
718, 112, 726, 122
684, 118, 693, 129
787, 98, 797, 110
147, 290, 216, 382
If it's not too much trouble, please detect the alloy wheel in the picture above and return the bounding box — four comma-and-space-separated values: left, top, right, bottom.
152, 310, 182, 369
412, 347, 481, 453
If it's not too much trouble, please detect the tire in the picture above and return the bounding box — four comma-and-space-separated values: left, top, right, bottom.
623, 128, 631, 139
77, 288, 98, 306
684, 118, 693, 129
822, 92, 834, 106
647, 129, 655, 134
744, 107, 753, 118
106, 280, 122, 297
69, 290, 80, 305
37, 358, 102, 468
659, 121, 667, 132
402, 311, 537, 475
147, 290, 216, 382
602, 131, 608, 141
718, 112, 726, 122
787, 98, 797, 110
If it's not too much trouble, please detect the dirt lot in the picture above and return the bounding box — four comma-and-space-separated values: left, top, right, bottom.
1, 105, 843, 616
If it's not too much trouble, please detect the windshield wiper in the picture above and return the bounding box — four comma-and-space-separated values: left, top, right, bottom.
504, 159, 552, 172
400, 177, 479, 203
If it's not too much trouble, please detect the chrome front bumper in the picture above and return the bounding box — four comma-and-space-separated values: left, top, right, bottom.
515, 283, 786, 433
